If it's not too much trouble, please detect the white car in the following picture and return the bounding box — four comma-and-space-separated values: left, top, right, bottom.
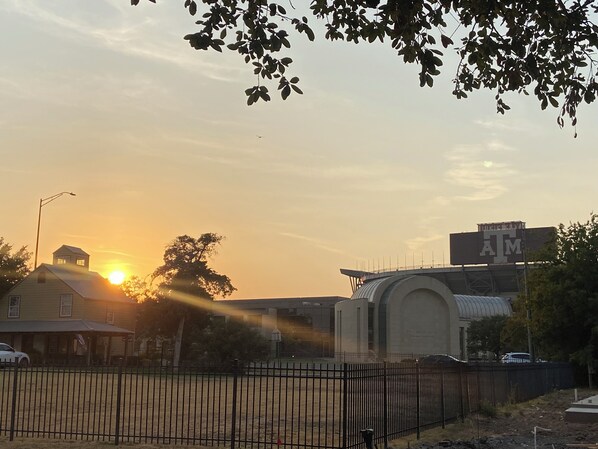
500, 352, 531, 363
0, 342, 30, 366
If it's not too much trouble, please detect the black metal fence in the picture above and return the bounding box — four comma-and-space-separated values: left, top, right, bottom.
0, 361, 573, 447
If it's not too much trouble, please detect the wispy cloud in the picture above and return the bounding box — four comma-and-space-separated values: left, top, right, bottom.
474, 118, 524, 132
3, 0, 242, 82
279, 232, 358, 258
405, 234, 444, 251
92, 248, 136, 258
441, 140, 518, 202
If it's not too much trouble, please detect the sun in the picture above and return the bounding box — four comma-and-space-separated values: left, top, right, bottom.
108, 270, 126, 285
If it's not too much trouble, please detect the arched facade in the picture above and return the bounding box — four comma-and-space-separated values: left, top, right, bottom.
335, 274, 511, 361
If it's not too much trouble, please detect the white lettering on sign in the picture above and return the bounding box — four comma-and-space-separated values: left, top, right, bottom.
479, 229, 522, 263
478, 221, 525, 232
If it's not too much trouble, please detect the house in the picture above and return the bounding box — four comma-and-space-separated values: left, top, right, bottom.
0, 245, 136, 365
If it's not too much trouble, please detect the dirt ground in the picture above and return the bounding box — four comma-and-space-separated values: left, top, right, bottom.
392, 389, 598, 449
1, 389, 597, 449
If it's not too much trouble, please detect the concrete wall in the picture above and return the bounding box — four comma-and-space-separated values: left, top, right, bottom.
384, 277, 460, 357
334, 298, 369, 358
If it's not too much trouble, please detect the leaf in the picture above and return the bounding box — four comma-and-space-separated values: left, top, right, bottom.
281, 85, 291, 100
289, 77, 299, 84
440, 34, 453, 48
189, 1, 197, 16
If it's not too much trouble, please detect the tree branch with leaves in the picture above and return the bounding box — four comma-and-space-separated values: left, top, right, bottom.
133, 0, 598, 132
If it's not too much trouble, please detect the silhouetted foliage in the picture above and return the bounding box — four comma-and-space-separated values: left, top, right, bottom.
0, 238, 31, 297
133, 0, 598, 130
467, 315, 508, 360
526, 214, 598, 369
137, 234, 235, 366
187, 318, 270, 366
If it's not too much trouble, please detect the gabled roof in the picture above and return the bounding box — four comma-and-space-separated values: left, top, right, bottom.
41, 263, 134, 304
53, 245, 89, 256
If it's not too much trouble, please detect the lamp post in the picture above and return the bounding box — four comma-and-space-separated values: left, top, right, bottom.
34, 191, 76, 268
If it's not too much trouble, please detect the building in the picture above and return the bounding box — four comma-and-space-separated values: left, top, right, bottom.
335, 222, 551, 361
0, 245, 136, 364
213, 296, 348, 358
335, 274, 511, 361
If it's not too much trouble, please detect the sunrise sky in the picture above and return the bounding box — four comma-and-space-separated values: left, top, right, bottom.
2, 1, 597, 299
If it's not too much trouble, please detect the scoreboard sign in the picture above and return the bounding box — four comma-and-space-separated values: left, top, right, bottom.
450, 225, 555, 265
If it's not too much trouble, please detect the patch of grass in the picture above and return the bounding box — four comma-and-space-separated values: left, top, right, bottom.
479, 400, 497, 418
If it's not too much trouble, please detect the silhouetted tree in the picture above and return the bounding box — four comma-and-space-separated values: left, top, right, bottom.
188, 318, 270, 367
136, 234, 235, 366
0, 238, 30, 297
524, 214, 598, 381
467, 315, 508, 360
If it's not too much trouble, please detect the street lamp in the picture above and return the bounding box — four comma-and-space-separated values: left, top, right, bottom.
34, 191, 76, 268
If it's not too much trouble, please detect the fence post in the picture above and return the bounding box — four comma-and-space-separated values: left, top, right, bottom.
114, 363, 124, 446
342, 363, 348, 449
458, 364, 465, 422
383, 361, 388, 449
9, 360, 19, 441
231, 359, 239, 449
476, 365, 482, 411
416, 363, 420, 440
440, 365, 445, 429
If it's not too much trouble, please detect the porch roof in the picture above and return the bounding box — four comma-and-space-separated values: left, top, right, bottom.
0, 320, 134, 335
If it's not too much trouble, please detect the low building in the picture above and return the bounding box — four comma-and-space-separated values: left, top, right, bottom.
0, 245, 136, 364
213, 296, 348, 358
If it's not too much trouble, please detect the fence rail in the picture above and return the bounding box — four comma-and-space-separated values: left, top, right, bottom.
0, 361, 573, 448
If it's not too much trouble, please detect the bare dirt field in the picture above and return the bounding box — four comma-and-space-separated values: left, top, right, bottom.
2, 389, 596, 449
392, 389, 598, 449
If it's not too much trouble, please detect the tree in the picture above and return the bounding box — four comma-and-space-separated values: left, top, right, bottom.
0, 238, 31, 297
466, 315, 508, 360
121, 275, 156, 303
134, 0, 598, 130
187, 318, 270, 367
139, 234, 236, 366
526, 214, 598, 376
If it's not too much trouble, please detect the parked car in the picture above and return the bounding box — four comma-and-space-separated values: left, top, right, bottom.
0, 342, 30, 366
417, 354, 466, 366
500, 352, 531, 363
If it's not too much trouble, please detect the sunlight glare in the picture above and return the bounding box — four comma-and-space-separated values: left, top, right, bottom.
108, 270, 126, 285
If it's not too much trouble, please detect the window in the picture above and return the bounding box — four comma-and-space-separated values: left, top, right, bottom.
56, 257, 68, 265
8, 296, 20, 318
106, 310, 115, 324
76, 258, 86, 266
38, 271, 46, 283
59, 294, 73, 317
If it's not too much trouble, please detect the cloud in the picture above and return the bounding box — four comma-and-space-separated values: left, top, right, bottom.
474, 118, 525, 132
279, 232, 359, 258
441, 140, 518, 203
2, 0, 243, 82
404, 234, 444, 251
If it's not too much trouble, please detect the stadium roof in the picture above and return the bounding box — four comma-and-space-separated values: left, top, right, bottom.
341, 264, 527, 297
